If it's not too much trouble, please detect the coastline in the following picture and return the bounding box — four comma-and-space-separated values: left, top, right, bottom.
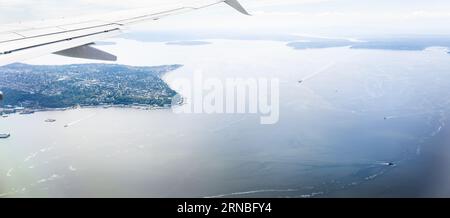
0, 104, 178, 118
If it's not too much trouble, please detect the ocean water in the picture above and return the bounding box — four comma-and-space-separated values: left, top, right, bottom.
1, 39, 450, 197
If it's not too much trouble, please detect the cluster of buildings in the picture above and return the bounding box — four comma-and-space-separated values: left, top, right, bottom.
0, 106, 34, 116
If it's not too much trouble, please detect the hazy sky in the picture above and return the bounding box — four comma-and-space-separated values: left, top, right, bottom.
1, 0, 450, 36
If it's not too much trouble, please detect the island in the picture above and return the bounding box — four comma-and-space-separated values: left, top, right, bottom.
287, 36, 450, 51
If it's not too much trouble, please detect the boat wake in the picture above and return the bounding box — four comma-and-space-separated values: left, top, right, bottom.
204, 189, 299, 198
64, 113, 96, 128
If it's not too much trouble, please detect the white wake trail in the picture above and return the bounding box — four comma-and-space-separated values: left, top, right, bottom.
64, 113, 96, 127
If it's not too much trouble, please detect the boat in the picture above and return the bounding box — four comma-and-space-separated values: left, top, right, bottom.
0, 133, 10, 139
45, 119, 56, 123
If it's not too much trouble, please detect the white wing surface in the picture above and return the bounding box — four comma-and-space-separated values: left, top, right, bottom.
0, 0, 249, 66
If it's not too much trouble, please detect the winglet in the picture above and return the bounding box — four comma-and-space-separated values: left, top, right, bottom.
225, 0, 251, 15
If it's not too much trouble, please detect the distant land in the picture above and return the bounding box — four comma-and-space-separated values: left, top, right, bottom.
166, 41, 211, 46
287, 36, 450, 51
287, 39, 354, 49
0, 63, 181, 109
122, 31, 302, 42
123, 31, 450, 51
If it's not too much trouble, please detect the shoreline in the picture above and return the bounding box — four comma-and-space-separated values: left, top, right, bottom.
0, 103, 181, 116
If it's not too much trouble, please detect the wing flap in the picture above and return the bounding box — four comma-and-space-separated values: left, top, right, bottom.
16, 27, 66, 38
58, 21, 115, 31
0, 33, 24, 42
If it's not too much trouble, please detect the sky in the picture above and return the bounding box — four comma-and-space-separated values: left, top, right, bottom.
1, 0, 450, 37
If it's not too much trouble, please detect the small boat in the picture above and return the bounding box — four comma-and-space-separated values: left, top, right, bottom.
380, 162, 395, 166
45, 119, 56, 123
0, 133, 10, 139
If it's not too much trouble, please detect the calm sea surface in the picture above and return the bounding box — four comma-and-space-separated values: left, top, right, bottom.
1, 40, 450, 197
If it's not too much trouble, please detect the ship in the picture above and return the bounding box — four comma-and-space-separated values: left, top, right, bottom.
0, 133, 10, 139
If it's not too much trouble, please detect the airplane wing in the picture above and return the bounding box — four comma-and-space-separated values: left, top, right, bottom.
0, 0, 249, 66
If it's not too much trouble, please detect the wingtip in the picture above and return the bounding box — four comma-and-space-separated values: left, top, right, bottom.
225, 0, 251, 16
